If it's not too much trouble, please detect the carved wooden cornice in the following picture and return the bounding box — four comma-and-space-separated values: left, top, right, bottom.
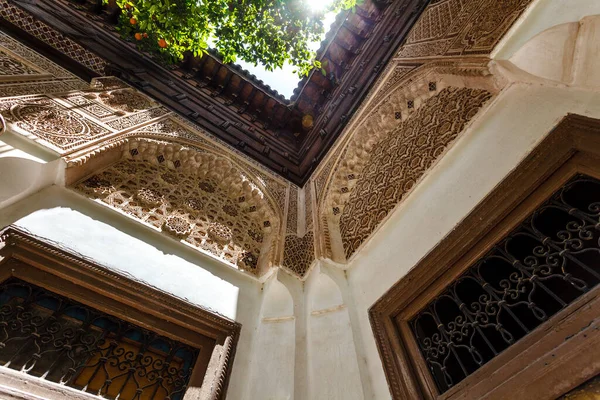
2, 0, 429, 185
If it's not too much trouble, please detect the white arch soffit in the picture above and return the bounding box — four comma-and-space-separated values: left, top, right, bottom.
492, 0, 600, 60
261, 276, 294, 320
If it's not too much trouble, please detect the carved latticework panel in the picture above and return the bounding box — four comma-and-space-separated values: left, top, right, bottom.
0, 0, 106, 74
286, 185, 298, 235
0, 279, 198, 400
282, 232, 315, 278
339, 87, 492, 258
75, 140, 277, 275
305, 185, 313, 231
412, 175, 600, 393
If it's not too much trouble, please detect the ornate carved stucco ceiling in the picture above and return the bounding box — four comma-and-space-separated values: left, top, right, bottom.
0, 0, 537, 278
0, 0, 429, 185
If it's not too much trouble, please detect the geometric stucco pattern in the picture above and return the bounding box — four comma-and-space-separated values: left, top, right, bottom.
305, 184, 313, 231
0, 0, 107, 74
324, 73, 446, 227
396, 0, 533, 59
0, 30, 89, 97
126, 116, 288, 223
75, 139, 279, 275
286, 185, 298, 235
281, 182, 316, 276
282, 232, 315, 278
339, 87, 493, 258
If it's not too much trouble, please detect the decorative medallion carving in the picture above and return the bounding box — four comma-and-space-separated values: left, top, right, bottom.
0, 50, 38, 76
1, 97, 109, 151
98, 89, 155, 113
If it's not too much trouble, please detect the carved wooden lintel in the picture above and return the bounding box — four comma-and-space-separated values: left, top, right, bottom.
0, 225, 241, 400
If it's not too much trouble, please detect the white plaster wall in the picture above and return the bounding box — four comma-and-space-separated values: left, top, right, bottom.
347, 84, 600, 399
0, 186, 263, 399
493, 0, 600, 60
307, 271, 363, 400
0, 130, 62, 209
508, 15, 600, 87
248, 277, 296, 400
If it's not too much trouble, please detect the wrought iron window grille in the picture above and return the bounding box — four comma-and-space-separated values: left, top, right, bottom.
0, 278, 199, 400
410, 174, 600, 393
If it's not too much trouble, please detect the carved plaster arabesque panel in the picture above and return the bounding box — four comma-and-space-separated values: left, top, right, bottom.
339, 87, 493, 259
0, 49, 38, 76
305, 183, 313, 232
74, 139, 279, 276
124, 115, 288, 226
0, 29, 88, 97
286, 185, 298, 235
395, 0, 533, 59
0, 95, 110, 153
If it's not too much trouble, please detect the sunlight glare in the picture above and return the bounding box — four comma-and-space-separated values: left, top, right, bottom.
305, 0, 335, 13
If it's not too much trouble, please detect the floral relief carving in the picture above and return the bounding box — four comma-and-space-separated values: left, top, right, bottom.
74, 139, 279, 275
1, 97, 109, 152
98, 89, 155, 113
0, 30, 88, 97
338, 87, 492, 258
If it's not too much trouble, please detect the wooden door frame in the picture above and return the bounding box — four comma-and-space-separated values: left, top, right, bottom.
369, 114, 600, 400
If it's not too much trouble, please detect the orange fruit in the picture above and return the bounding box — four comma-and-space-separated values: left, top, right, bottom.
134, 32, 142, 40
143, 33, 148, 38
130, 17, 137, 25
158, 39, 167, 48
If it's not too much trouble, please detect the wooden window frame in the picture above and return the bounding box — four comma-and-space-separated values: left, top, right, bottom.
0, 225, 241, 400
369, 114, 600, 400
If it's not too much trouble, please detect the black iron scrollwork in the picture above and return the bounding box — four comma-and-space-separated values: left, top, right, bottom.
0, 279, 198, 400
411, 175, 600, 393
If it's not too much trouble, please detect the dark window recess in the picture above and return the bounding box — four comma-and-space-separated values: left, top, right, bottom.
0, 279, 199, 400
410, 175, 600, 394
